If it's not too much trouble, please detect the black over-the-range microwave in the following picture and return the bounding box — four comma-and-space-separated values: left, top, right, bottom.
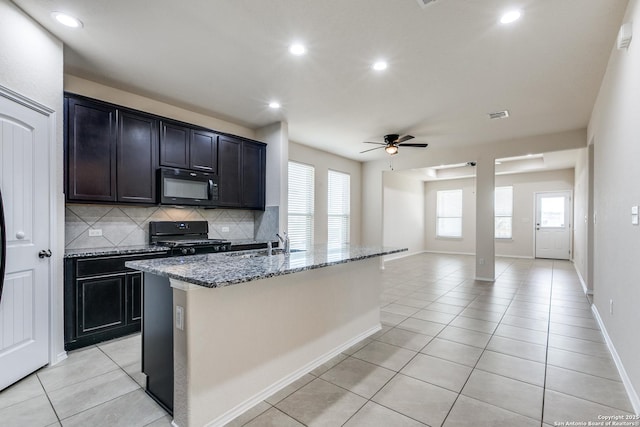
158, 167, 219, 207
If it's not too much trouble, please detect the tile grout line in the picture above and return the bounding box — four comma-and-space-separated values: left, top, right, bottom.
34, 372, 63, 425
539, 260, 555, 427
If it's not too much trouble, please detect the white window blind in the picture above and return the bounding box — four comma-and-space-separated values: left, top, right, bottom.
288, 161, 314, 251
495, 186, 513, 239
328, 170, 350, 249
436, 189, 462, 237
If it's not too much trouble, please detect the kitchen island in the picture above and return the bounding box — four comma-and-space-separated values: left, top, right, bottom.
126, 244, 406, 427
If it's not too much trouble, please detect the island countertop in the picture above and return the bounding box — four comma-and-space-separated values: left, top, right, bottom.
125, 244, 406, 288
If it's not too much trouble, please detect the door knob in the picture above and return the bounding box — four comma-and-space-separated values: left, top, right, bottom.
38, 249, 52, 258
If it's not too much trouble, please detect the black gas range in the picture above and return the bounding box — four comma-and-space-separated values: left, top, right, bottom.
149, 221, 231, 256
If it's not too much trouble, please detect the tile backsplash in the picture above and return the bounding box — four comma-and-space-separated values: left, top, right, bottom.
65, 204, 275, 249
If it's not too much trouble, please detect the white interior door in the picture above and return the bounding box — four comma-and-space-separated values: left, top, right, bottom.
0, 92, 51, 390
535, 191, 572, 260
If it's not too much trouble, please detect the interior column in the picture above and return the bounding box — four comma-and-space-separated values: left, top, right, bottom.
475, 158, 495, 281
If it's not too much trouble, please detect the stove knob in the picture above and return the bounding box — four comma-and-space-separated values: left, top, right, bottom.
213, 245, 219, 252
189, 248, 196, 255
181, 248, 188, 255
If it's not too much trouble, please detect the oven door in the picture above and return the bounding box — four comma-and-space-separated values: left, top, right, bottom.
159, 168, 218, 207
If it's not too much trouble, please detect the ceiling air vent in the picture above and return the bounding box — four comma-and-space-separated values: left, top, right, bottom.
488, 110, 510, 120
416, 0, 437, 8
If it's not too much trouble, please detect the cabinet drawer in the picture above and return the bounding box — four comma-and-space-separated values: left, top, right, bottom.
76, 252, 168, 277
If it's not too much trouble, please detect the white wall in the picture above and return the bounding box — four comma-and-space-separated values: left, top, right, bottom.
587, 0, 640, 411
288, 142, 362, 246
423, 169, 575, 258
382, 171, 425, 257
573, 147, 590, 289
0, 0, 65, 362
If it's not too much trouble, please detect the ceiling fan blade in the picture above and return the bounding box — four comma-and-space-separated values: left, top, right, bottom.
398, 143, 428, 148
359, 146, 384, 154
396, 135, 415, 143
362, 141, 386, 145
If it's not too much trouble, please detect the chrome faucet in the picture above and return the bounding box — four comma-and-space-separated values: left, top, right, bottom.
276, 232, 290, 254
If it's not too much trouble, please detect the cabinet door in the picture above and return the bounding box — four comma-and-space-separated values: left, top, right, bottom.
242, 141, 266, 209
76, 275, 126, 337
160, 120, 190, 168
66, 97, 117, 202
190, 129, 218, 172
218, 135, 242, 207
126, 272, 143, 323
117, 111, 158, 204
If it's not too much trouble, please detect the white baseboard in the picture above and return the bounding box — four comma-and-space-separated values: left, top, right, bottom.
572, 262, 590, 296
423, 250, 475, 256
495, 254, 535, 259
475, 276, 496, 282
591, 305, 640, 415
51, 351, 67, 366
203, 325, 382, 427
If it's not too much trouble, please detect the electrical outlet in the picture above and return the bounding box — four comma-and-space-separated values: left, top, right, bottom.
88, 229, 102, 237
610, 299, 614, 315
221, 226, 230, 233
479, 258, 485, 265
176, 305, 184, 330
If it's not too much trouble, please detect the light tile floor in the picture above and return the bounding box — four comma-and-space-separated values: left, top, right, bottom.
1, 254, 636, 426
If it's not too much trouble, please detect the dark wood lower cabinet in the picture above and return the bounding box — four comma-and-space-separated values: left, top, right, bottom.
76, 274, 126, 337
64, 251, 168, 351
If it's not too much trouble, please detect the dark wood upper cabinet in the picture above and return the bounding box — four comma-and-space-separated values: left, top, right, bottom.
65, 93, 266, 209
159, 120, 190, 169
190, 129, 218, 173
66, 97, 117, 202
217, 135, 243, 207
117, 110, 158, 204
242, 140, 266, 210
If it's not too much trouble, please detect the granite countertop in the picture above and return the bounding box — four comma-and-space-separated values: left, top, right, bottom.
64, 244, 170, 259
125, 244, 407, 288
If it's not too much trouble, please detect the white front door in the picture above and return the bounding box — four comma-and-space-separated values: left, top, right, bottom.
0, 91, 51, 390
535, 191, 572, 260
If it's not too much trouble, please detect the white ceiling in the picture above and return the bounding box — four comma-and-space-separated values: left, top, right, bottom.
13, 0, 628, 162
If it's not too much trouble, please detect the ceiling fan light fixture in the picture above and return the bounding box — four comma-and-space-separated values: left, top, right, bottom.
385, 145, 398, 155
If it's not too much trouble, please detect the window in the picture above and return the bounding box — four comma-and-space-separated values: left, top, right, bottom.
495, 186, 513, 239
288, 161, 314, 250
328, 170, 350, 248
436, 189, 462, 237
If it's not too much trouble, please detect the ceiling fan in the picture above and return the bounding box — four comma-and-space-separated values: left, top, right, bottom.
360, 134, 428, 155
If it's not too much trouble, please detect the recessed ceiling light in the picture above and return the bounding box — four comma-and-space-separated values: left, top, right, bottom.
500, 10, 521, 24
372, 61, 388, 71
289, 43, 306, 56
51, 12, 83, 28
268, 101, 281, 109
